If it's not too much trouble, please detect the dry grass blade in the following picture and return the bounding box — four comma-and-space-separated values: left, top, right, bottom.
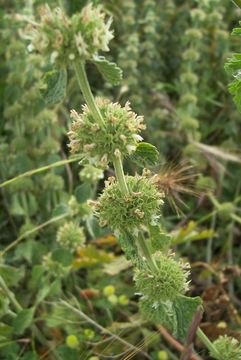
193, 142, 241, 163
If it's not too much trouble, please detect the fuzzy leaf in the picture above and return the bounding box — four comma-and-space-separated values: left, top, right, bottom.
149, 225, 172, 252
141, 295, 202, 341
41, 68, 67, 106
131, 142, 159, 167
92, 56, 122, 85
75, 183, 92, 203
13, 308, 35, 335
172, 295, 203, 340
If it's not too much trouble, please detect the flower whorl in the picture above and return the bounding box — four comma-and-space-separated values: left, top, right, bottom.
95, 175, 164, 231
28, 3, 113, 65
68, 99, 145, 167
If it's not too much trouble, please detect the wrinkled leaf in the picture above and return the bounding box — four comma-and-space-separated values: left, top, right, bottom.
173, 295, 203, 340
92, 56, 122, 85
131, 142, 159, 167
41, 68, 67, 106
75, 183, 92, 203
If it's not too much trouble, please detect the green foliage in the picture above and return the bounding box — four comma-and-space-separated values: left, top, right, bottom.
92, 56, 123, 85
131, 142, 160, 167
13, 308, 35, 335
40, 68, 67, 106
140, 295, 202, 341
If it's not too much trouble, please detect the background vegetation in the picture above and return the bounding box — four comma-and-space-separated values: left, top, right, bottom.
0, 0, 241, 359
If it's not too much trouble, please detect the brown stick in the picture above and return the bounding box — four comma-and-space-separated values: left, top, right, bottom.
158, 325, 202, 360
180, 307, 204, 360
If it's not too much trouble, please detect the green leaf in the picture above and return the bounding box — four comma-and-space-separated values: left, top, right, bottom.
149, 225, 171, 252
141, 295, 202, 341
130, 142, 159, 167
35, 279, 61, 305
75, 183, 92, 203
13, 308, 35, 335
0, 265, 24, 286
52, 248, 73, 266
173, 295, 203, 340
92, 56, 122, 85
40, 68, 67, 106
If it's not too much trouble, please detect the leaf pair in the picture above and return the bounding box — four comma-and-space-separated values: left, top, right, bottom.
41, 56, 123, 106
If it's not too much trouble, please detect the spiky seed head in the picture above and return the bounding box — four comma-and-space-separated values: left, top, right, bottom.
96, 175, 164, 232
68, 99, 145, 166
210, 335, 241, 360
56, 221, 86, 253
135, 253, 190, 301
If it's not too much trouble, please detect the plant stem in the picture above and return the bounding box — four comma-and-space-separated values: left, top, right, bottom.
113, 156, 129, 194
0, 275, 22, 312
73, 61, 104, 125
138, 231, 158, 273
196, 328, 219, 358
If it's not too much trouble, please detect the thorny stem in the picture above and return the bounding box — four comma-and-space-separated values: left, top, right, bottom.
73, 61, 104, 125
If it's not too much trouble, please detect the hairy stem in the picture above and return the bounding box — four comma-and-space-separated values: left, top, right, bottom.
0, 275, 22, 312
73, 61, 104, 125
113, 156, 129, 194
196, 328, 219, 358
138, 231, 157, 272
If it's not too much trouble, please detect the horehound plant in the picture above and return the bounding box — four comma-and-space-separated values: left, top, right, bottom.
25, 3, 241, 359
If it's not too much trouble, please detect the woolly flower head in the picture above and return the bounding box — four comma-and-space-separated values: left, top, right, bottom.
56, 221, 86, 253
27, 3, 113, 65
94, 175, 164, 232
68, 99, 145, 167
135, 253, 190, 301
210, 335, 241, 360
